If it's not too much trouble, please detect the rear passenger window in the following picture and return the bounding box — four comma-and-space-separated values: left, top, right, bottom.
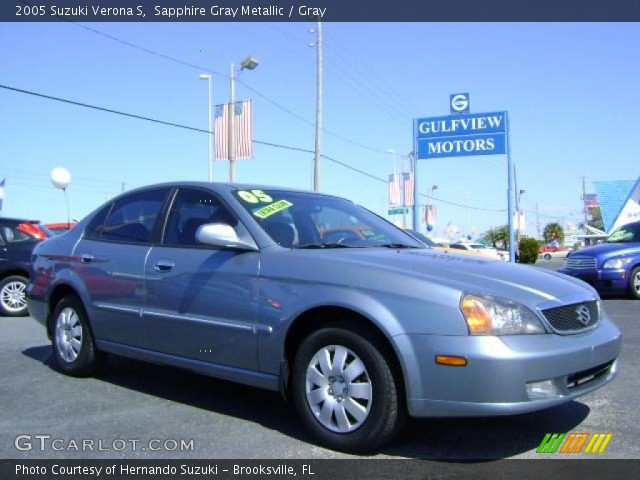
84, 203, 113, 240
100, 189, 169, 244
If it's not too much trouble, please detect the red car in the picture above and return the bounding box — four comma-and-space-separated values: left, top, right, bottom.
45, 222, 76, 235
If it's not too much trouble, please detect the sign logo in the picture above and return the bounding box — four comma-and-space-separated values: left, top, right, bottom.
575, 304, 592, 326
537, 433, 613, 454
450, 93, 470, 114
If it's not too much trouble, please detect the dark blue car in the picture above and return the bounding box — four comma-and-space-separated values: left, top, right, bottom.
559, 221, 640, 299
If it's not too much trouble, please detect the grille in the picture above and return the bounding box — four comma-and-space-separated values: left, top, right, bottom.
565, 255, 597, 269
542, 301, 599, 333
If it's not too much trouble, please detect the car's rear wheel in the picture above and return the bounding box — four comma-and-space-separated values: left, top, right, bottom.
0, 275, 29, 317
629, 266, 640, 300
291, 325, 403, 453
52, 295, 105, 376
544, 253, 552, 260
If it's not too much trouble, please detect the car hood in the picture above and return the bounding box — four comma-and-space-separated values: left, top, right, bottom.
284, 248, 596, 309
572, 242, 640, 258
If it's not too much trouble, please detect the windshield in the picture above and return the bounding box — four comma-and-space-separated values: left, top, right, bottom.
404, 229, 437, 247
606, 223, 640, 243
233, 189, 423, 249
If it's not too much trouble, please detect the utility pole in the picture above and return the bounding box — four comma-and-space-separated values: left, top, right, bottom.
401, 153, 407, 228
536, 202, 540, 239
514, 164, 520, 242
228, 63, 236, 182
464, 191, 470, 237
582, 176, 588, 224
313, 19, 323, 192
121, 182, 125, 193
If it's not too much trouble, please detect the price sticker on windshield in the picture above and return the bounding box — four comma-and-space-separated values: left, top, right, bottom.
253, 200, 294, 219
237, 190, 273, 203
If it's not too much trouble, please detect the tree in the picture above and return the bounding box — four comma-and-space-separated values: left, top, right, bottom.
481, 225, 509, 249
543, 222, 565, 244
588, 207, 604, 231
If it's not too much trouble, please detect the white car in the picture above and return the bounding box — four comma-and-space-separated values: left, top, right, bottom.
450, 243, 508, 261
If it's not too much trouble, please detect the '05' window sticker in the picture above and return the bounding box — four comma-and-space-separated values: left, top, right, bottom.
237, 190, 273, 204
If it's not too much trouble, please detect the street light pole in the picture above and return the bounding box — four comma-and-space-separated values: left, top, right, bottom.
386, 149, 397, 224
228, 63, 236, 183
199, 74, 213, 182
313, 20, 323, 192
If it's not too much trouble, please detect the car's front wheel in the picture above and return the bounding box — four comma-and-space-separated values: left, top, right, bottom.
629, 266, 640, 300
544, 253, 552, 260
291, 325, 404, 453
0, 275, 29, 317
51, 295, 105, 376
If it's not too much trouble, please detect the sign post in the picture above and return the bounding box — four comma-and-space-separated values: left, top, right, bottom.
413, 95, 516, 262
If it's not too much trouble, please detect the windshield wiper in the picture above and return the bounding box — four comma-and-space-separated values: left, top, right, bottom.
295, 242, 353, 249
376, 243, 421, 249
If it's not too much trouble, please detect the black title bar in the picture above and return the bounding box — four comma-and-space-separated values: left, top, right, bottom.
4, 0, 640, 22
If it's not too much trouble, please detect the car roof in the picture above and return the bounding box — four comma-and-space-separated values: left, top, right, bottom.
0, 217, 40, 224
116, 181, 348, 201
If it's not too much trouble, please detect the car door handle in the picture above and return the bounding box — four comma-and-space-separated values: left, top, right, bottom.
154, 260, 175, 272
81, 254, 94, 264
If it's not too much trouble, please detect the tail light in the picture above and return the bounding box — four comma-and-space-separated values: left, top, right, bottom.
16, 222, 47, 240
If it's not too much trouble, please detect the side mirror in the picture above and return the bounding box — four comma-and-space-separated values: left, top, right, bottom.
195, 223, 258, 251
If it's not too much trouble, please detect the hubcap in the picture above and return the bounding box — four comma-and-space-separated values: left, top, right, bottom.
305, 345, 372, 433
1, 281, 27, 313
54, 307, 83, 363
634, 272, 640, 293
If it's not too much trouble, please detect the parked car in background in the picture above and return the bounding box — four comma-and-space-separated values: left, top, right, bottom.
405, 230, 485, 258
559, 221, 640, 299
45, 222, 77, 235
449, 242, 508, 261
540, 244, 572, 261
0, 218, 51, 316
27, 183, 621, 452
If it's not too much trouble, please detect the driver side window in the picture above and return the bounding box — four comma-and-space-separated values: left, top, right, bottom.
164, 189, 244, 247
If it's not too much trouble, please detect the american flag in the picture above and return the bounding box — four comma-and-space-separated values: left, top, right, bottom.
388, 174, 401, 207
214, 99, 253, 161
388, 173, 415, 207
403, 172, 414, 206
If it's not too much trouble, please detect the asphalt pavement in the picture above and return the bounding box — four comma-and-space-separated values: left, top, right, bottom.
1, 267, 638, 459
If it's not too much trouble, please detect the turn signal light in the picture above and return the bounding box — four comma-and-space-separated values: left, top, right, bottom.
461, 295, 492, 334
435, 355, 468, 367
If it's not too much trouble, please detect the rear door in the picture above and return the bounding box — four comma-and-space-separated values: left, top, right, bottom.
143, 187, 260, 370
72, 188, 171, 348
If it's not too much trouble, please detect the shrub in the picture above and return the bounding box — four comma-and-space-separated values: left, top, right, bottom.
518, 238, 541, 264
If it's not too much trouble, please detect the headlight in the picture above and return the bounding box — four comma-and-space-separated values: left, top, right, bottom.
460, 293, 546, 335
602, 258, 631, 269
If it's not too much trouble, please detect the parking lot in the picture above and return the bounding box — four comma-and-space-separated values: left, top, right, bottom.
1, 261, 638, 460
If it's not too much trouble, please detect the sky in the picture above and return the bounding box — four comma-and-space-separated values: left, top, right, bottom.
1, 22, 638, 238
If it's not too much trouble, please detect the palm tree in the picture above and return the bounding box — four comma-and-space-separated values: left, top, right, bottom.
543, 222, 565, 245
481, 225, 509, 249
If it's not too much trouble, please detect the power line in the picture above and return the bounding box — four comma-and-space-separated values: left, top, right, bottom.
0, 83, 506, 213
61, 20, 388, 155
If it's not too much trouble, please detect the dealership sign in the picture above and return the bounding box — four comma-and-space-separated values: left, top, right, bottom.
416, 111, 507, 159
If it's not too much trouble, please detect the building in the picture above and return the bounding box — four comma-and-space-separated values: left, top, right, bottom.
593, 178, 640, 234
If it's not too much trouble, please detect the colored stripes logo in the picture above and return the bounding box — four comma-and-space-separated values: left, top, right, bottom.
537, 433, 613, 454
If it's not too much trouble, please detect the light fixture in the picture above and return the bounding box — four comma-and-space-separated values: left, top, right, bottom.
240, 56, 259, 70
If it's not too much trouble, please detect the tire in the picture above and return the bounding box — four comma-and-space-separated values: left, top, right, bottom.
0, 275, 29, 317
629, 266, 640, 300
291, 324, 404, 453
544, 254, 552, 261
51, 295, 105, 376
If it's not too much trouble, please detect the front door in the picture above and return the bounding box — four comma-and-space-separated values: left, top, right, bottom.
143, 187, 260, 370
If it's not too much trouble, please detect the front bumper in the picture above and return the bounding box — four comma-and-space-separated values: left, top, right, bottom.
395, 317, 621, 418
558, 267, 627, 293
